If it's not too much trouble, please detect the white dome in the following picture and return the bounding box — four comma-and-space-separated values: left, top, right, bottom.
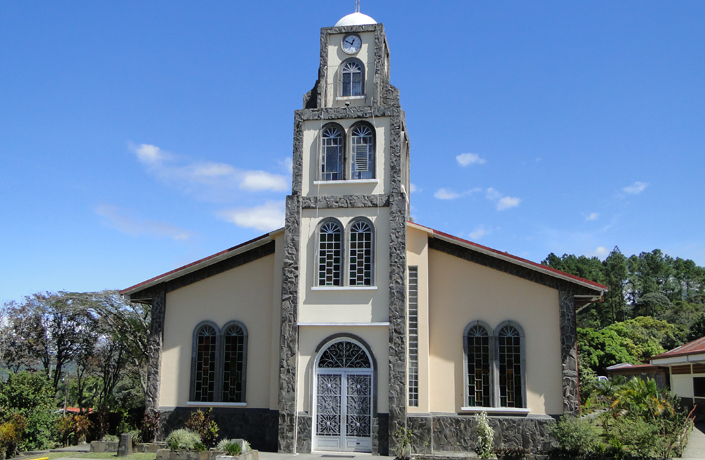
335, 12, 377, 27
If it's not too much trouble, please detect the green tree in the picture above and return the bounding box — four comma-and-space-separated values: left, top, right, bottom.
577, 328, 637, 374
0, 372, 57, 450
688, 313, 705, 341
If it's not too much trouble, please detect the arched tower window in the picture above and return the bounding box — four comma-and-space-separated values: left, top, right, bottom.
341, 59, 364, 97
193, 323, 218, 402
222, 322, 247, 403
497, 324, 524, 408
465, 323, 491, 407
321, 125, 344, 181
350, 124, 375, 180
318, 220, 343, 286
348, 219, 374, 286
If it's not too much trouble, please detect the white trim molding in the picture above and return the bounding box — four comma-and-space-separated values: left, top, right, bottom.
186, 401, 247, 407
312, 286, 377, 291
298, 322, 390, 327
313, 179, 379, 185
460, 406, 530, 415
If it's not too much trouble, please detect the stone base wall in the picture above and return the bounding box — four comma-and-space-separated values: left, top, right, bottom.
408, 414, 557, 455
160, 408, 278, 452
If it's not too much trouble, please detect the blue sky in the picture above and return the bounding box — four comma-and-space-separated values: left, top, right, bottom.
1, 1, 704, 303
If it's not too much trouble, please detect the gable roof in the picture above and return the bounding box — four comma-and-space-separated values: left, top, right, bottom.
120, 229, 283, 297
650, 336, 705, 361
120, 221, 607, 300
409, 221, 607, 294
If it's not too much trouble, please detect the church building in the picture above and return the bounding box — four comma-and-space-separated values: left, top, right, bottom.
121, 10, 607, 456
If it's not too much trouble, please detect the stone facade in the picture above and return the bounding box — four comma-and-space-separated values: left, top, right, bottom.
407, 415, 556, 455
559, 288, 579, 415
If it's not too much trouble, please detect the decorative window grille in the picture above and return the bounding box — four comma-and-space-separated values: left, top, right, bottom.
321, 126, 343, 181
498, 325, 523, 408
194, 325, 217, 401
408, 267, 419, 407
319, 221, 342, 286
351, 125, 374, 180
342, 60, 363, 97
349, 220, 373, 286
222, 324, 245, 402
466, 325, 491, 407
318, 341, 371, 368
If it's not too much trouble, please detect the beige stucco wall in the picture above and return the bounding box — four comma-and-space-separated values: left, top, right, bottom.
427, 248, 564, 415
301, 118, 390, 197
159, 253, 276, 409
297, 325, 390, 414
326, 31, 376, 108
299, 208, 390, 324
406, 226, 430, 413
671, 371, 705, 398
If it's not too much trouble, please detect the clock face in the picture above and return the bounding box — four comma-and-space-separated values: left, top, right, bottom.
342, 34, 362, 54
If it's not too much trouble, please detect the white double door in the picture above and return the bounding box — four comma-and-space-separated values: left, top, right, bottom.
313, 369, 373, 452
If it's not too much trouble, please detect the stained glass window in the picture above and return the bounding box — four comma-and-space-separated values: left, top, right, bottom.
222, 324, 245, 402
349, 220, 373, 286
498, 325, 523, 408
466, 324, 491, 407
321, 126, 343, 181
319, 221, 342, 286
194, 325, 217, 402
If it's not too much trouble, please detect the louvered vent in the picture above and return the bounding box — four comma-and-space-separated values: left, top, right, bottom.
355, 145, 368, 171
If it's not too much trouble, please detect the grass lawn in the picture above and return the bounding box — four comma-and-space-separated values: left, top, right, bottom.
21, 453, 156, 460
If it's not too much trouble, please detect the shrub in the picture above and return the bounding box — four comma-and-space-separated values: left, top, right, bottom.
103, 435, 119, 442
392, 427, 412, 460
0, 414, 27, 458
140, 411, 160, 443
243, 440, 251, 452
126, 430, 142, 446
474, 412, 494, 459
494, 446, 527, 459
0, 372, 56, 451
165, 429, 201, 451
185, 409, 219, 447
550, 415, 603, 457
56, 414, 92, 447
226, 442, 242, 456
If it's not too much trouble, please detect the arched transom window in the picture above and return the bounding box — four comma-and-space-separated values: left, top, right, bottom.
321, 126, 343, 181
498, 325, 523, 408
349, 220, 373, 286
351, 125, 375, 180
318, 341, 371, 369
342, 60, 363, 97
194, 324, 217, 402
319, 221, 343, 286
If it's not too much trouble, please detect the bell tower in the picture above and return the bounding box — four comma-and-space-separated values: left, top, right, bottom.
277, 11, 410, 454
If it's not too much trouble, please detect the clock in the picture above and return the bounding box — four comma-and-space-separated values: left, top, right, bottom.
342, 34, 362, 54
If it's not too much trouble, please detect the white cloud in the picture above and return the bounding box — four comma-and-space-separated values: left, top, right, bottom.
623, 181, 649, 195
456, 153, 486, 167
486, 188, 521, 210
497, 196, 521, 210
586, 212, 599, 221
95, 204, 192, 240
434, 188, 461, 200
409, 183, 417, 193
240, 170, 289, 192
468, 226, 488, 240
130, 143, 290, 200
217, 201, 285, 232
595, 246, 610, 256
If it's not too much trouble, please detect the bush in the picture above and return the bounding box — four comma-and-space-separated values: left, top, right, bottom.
226, 442, 242, 456
0, 414, 27, 458
550, 415, 603, 457
0, 372, 56, 451
474, 412, 494, 459
56, 414, 92, 447
185, 409, 218, 447
126, 430, 141, 446
140, 411, 160, 443
165, 429, 201, 451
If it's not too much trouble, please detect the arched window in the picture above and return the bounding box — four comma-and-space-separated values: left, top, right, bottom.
318, 220, 343, 286
222, 322, 248, 403
348, 219, 374, 286
497, 324, 524, 408
341, 59, 364, 97
318, 341, 371, 369
465, 323, 491, 407
192, 323, 218, 402
321, 125, 344, 181
350, 124, 375, 180
462, 321, 526, 409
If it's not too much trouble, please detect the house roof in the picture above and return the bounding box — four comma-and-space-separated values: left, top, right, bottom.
650, 336, 705, 361
606, 363, 666, 371
409, 221, 607, 293
120, 221, 607, 298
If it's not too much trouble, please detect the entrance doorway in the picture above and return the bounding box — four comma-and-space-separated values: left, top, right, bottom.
313, 340, 373, 452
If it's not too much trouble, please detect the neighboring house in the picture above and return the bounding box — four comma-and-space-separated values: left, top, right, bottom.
121, 11, 607, 455
650, 336, 705, 416
605, 363, 669, 389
